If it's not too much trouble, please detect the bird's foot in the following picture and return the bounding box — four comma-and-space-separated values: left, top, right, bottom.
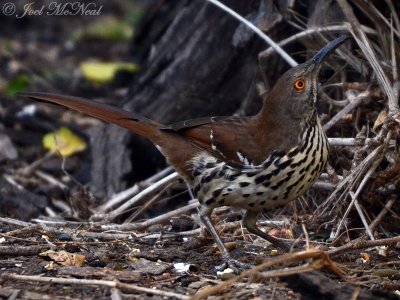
215, 255, 251, 274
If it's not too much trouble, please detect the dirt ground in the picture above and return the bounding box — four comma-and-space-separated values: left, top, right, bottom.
1, 1, 400, 299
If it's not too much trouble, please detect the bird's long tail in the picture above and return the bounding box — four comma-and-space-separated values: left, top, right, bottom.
17, 92, 161, 139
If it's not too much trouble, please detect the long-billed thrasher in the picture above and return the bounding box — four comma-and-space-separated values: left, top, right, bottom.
18, 35, 350, 271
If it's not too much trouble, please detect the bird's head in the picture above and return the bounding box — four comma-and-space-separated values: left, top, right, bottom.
263, 35, 350, 120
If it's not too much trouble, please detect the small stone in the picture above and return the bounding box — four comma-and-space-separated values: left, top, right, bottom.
217, 268, 235, 280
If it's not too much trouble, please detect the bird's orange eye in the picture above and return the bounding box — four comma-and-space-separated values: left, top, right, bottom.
294, 79, 305, 90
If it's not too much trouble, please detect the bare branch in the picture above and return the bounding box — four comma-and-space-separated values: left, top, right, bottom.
205, 0, 297, 66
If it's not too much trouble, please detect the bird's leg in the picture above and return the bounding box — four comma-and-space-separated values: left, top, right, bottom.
243, 210, 290, 251
198, 206, 249, 273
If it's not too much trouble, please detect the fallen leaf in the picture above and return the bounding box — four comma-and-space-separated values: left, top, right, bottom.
373, 109, 388, 132
40, 250, 85, 267
271, 249, 279, 255
43, 127, 87, 157
360, 252, 370, 263
80, 61, 139, 84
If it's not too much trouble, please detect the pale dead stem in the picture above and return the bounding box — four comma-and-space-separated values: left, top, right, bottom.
337, 1, 397, 108
369, 197, 396, 233
331, 141, 388, 240
97, 172, 180, 221
191, 249, 344, 300
205, 0, 297, 67
124, 179, 179, 223
323, 89, 371, 132
101, 202, 199, 231
1, 273, 190, 300
313, 0, 400, 244
259, 23, 375, 62
94, 166, 174, 213
191, 236, 400, 300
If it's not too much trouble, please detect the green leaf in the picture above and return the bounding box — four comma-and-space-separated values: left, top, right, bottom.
4, 74, 30, 96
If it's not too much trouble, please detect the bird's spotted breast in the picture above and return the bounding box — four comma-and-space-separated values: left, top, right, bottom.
191, 115, 328, 211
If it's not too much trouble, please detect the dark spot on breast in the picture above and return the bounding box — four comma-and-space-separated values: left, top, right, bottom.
272, 168, 281, 176
205, 162, 215, 169
242, 194, 251, 198
270, 183, 281, 190
192, 169, 201, 177
305, 160, 314, 172
298, 173, 306, 183
271, 172, 293, 189
239, 182, 250, 187
283, 188, 291, 199
291, 154, 308, 168
272, 195, 278, 200
201, 175, 212, 184
259, 200, 266, 205
311, 166, 319, 176
246, 171, 258, 177
256, 191, 264, 196
310, 153, 317, 165
210, 168, 219, 178
222, 192, 230, 197
218, 199, 225, 205
193, 185, 200, 195
300, 127, 313, 151
262, 156, 276, 169
286, 173, 306, 193
227, 188, 233, 192
311, 147, 317, 160
287, 170, 295, 177
263, 181, 271, 188
287, 147, 300, 158
227, 173, 240, 181
217, 169, 226, 177
275, 158, 293, 170
212, 188, 223, 198
205, 197, 216, 206
319, 161, 326, 173
248, 203, 255, 207
290, 160, 302, 168
273, 150, 286, 157
255, 173, 272, 184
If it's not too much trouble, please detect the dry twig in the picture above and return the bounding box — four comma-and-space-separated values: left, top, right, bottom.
1, 273, 189, 300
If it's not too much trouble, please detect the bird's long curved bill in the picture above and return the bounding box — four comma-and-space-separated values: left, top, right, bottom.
312, 34, 351, 64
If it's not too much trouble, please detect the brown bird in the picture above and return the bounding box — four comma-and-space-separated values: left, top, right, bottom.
18, 35, 350, 271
